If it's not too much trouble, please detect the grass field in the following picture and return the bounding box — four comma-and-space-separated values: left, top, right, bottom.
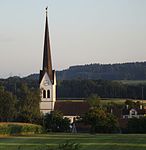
59, 99, 146, 105
0, 134, 146, 150
117, 80, 146, 85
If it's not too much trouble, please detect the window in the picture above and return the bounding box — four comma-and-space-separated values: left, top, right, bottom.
130, 109, 137, 117
131, 110, 136, 115
47, 90, 50, 98
43, 90, 46, 98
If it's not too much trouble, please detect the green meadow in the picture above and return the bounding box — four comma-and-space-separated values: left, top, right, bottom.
0, 134, 146, 150
118, 80, 146, 85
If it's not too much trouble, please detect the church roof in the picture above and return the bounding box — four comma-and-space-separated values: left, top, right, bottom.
54, 101, 90, 116
40, 8, 53, 84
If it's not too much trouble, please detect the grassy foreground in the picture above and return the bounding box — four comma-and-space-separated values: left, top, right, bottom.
0, 134, 146, 150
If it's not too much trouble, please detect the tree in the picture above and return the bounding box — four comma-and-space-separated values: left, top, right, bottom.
16, 84, 41, 124
127, 117, 146, 133
86, 94, 101, 108
124, 100, 142, 109
0, 86, 17, 122
104, 113, 119, 133
82, 107, 119, 133
44, 111, 70, 132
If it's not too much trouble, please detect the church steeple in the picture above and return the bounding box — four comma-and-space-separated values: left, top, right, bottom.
39, 8, 56, 114
42, 7, 53, 82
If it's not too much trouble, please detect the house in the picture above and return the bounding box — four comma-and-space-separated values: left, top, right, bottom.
122, 105, 145, 119
54, 101, 90, 123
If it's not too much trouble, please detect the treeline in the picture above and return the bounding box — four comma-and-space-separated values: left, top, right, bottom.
57, 80, 146, 99
0, 77, 41, 123
0, 76, 146, 99
57, 62, 146, 80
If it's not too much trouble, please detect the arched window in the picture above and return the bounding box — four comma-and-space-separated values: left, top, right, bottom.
43, 90, 46, 98
47, 90, 50, 98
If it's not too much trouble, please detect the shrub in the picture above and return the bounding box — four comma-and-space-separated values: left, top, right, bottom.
58, 140, 81, 150
44, 111, 70, 132
127, 117, 146, 133
0, 122, 43, 135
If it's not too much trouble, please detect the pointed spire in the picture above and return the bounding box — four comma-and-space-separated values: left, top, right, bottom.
46, 6, 48, 16
42, 7, 53, 82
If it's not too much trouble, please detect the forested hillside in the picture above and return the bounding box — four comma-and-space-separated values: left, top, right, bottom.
25, 62, 146, 81
0, 61, 146, 99
57, 62, 146, 80
0, 77, 146, 99
57, 80, 146, 99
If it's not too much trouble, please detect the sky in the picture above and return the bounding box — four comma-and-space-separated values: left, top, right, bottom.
0, 0, 146, 78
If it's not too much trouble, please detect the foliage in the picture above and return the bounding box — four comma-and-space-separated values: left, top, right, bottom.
86, 94, 101, 108
104, 113, 119, 133
83, 94, 119, 133
0, 86, 17, 122
1, 75, 146, 100
106, 101, 123, 110
44, 111, 70, 132
82, 107, 119, 133
57, 62, 146, 80
58, 140, 80, 150
57, 79, 146, 99
0, 122, 43, 135
124, 100, 143, 110
127, 117, 146, 133
16, 84, 41, 124
0, 80, 41, 124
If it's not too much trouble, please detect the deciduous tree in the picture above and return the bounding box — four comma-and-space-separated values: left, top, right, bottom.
0, 86, 16, 121
44, 111, 70, 132
82, 107, 119, 133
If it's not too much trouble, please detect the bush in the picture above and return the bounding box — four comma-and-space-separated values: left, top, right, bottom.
127, 117, 146, 133
0, 122, 43, 135
58, 140, 81, 150
44, 111, 70, 132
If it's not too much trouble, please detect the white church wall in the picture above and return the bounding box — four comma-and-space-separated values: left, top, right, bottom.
40, 72, 56, 114
40, 101, 53, 110
63, 116, 79, 123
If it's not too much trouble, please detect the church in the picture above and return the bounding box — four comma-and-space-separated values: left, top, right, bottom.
39, 8, 89, 122
39, 8, 56, 114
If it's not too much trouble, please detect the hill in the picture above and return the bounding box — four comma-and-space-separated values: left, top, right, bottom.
23, 62, 146, 81
0, 61, 146, 99
56, 62, 146, 80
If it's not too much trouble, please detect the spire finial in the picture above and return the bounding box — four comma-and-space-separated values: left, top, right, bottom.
46, 6, 48, 16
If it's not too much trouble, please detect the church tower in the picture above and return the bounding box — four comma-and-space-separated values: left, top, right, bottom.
39, 8, 56, 114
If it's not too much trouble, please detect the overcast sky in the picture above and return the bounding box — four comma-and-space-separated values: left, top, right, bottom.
0, 0, 146, 78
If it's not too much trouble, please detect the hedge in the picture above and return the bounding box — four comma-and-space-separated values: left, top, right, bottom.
0, 122, 43, 135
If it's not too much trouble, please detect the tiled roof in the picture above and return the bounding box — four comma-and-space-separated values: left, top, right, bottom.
54, 101, 90, 116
